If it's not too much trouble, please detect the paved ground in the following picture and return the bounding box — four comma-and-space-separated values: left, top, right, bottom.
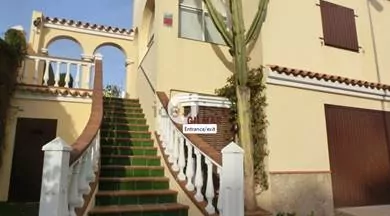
336, 205, 390, 216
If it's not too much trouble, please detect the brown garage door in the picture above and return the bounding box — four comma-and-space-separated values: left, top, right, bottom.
325, 104, 390, 208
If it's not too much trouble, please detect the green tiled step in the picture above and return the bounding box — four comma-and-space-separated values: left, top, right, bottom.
95, 190, 177, 206
88, 203, 189, 216
100, 165, 164, 177
98, 177, 170, 191
102, 117, 146, 124
104, 97, 139, 102
93, 98, 188, 216
101, 138, 154, 147
104, 107, 143, 114
103, 106, 143, 113
103, 102, 141, 109
100, 123, 149, 131
101, 155, 161, 166
103, 112, 145, 118
101, 146, 157, 156
101, 130, 151, 139
103, 98, 139, 105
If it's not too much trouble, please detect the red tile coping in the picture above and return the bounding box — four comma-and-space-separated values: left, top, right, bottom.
269, 65, 390, 90
42, 16, 134, 35
16, 84, 93, 97
156, 91, 222, 166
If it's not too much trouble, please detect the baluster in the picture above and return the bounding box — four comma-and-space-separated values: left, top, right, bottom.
65, 62, 71, 88
172, 129, 179, 171
85, 63, 92, 89
159, 109, 166, 145
78, 154, 91, 194
33, 59, 39, 85
194, 149, 204, 202
75, 63, 81, 88
93, 132, 101, 172
185, 142, 195, 191
68, 162, 83, 216
162, 113, 169, 148
33, 58, 39, 84
54, 61, 61, 87
217, 167, 223, 214
177, 136, 186, 181
43, 60, 50, 85
205, 158, 216, 214
19, 59, 26, 82
86, 147, 95, 182
164, 121, 171, 155
168, 124, 175, 163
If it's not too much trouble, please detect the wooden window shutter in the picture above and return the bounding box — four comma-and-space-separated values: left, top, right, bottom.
320, 0, 359, 52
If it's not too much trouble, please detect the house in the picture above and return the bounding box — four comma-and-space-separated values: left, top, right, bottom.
0, 0, 390, 215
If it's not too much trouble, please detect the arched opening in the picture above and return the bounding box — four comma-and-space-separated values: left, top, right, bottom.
45, 36, 84, 88
94, 43, 126, 98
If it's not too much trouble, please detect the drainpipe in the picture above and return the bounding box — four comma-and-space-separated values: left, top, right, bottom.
366, 0, 381, 84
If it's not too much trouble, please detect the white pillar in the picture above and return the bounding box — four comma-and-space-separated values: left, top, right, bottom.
39, 137, 72, 216
220, 142, 244, 216
81, 54, 94, 89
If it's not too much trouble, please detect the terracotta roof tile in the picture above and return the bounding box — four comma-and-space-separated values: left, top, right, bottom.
268, 65, 390, 91
16, 84, 93, 98
43, 16, 134, 35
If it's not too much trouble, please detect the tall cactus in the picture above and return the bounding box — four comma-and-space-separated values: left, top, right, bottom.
203, 0, 269, 212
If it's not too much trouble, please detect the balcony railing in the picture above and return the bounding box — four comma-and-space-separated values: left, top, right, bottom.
19, 55, 95, 89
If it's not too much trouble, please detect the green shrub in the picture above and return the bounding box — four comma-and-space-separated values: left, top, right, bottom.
0, 28, 27, 167
215, 67, 269, 192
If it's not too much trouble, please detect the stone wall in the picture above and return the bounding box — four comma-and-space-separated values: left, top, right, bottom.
268, 173, 334, 216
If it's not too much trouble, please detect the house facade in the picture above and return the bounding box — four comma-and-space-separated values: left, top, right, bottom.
133, 0, 390, 215
0, 0, 390, 215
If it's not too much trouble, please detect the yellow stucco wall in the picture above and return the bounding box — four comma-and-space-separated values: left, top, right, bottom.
262, 0, 390, 84
134, 0, 263, 95
0, 97, 91, 201
266, 84, 390, 172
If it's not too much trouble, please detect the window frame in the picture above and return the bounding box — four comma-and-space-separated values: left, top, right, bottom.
178, 0, 226, 45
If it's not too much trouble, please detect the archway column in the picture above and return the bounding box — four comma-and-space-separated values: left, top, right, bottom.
125, 59, 137, 98
81, 54, 95, 89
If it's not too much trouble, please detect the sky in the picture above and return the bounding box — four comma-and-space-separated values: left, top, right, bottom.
0, 0, 134, 90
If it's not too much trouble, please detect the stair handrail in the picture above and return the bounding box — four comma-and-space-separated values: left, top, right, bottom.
38, 54, 103, 216
155, 91, 245, 216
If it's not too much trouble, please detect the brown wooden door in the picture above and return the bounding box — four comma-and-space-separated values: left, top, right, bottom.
8, 118, 57, 202
325, 104, 390, 207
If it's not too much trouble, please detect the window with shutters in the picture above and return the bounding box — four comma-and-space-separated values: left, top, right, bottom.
320, 0, 359, 52
179, 0, 227, 45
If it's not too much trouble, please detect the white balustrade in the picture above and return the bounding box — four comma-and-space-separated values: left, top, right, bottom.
39, 133, 101, 216
21, 55, 95, 89
155, 99, 245, 216
172, 128, 180, 171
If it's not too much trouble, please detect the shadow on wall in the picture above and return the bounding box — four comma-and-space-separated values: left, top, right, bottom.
0, 98, 79, 215
269, 173, 334, 216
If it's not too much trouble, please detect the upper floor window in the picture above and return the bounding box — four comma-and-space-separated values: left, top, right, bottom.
320, 0, 359, 52
179, 0, 227, 45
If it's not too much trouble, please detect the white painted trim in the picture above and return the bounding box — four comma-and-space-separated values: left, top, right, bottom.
43, 23, 134, 41
173, 93, 232, 108
26, 55, 93, 66
14, 92, 92, 104
266, 68, 390, 101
